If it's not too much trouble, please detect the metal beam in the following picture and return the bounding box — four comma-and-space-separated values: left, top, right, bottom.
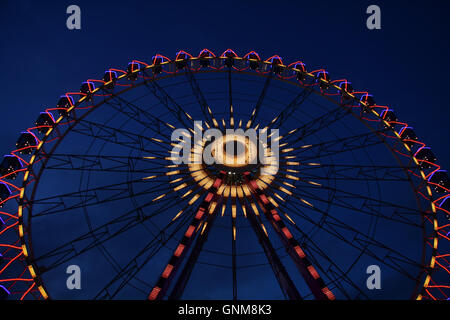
148, 174, 225, 300
244, 202, 302, 300
168, 195, 223, 300
244, 174, 335, 300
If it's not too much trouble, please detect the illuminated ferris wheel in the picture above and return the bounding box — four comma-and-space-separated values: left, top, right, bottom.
0, 49, 449, 300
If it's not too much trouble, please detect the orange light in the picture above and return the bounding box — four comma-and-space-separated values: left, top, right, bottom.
260, 194, 269, 205
148, 287, 161, 300
174, 244, 185, 257
322, 287, 335, 300
195, 208, 205, 219
162, 264, 174, 278
205, 192, 214, 202
307, 265, 320, 279
281, 227, 293, 239
185, 225, 196, 238
294, 246, 306, 258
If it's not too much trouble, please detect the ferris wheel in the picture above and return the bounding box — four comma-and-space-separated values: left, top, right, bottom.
0, 49, 448, 300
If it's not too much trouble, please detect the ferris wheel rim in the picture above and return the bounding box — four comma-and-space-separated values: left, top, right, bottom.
0, 49, 446, 300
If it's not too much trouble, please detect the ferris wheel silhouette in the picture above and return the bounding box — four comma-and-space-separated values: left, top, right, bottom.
0, 49, 448, 300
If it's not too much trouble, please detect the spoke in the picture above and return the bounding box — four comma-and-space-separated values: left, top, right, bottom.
288, 130, 389, 162
72, 119, 172, 154
247, 71, 273, 129
94, 203, 196, 299
274, 205, 370, 299
142, 72, 194, 128
40, 153, 169, 174
88, 171, 217, 298
148, 174, 225, 300
282, 196, 424, 279
242, 196, 302, 300
244, 173, 335, 300
168, 193, 224, 300
288, 163, 413, 182
104, 94, 174, 140
29, 176, 177, 217
184, 68, 213, 125
267, 86, 313, 129
284, 105, 351, 145
231, 184, 237, 300
227, 68, 235, 128
262, 172, 424, 232
283, 179, 425, 227
277, 171, 424, 280
33, 190, 188, 272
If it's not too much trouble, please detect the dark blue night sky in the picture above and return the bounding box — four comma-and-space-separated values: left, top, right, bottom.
0, 0, 449, 300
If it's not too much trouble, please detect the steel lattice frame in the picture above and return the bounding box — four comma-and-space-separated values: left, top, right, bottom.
0, 49, 448, 300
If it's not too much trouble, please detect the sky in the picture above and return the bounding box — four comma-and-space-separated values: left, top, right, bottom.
1, 0, 449, 166
0, 0, 449, 300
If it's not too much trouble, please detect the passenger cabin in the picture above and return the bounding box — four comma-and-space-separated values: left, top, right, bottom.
103, 70, 118, 89
222, 49, 237, 68
80, 81, 95, 98
360, 94, 376, 107
199, 49, 215, 68
316, 70, 330, 90
414, 147, 437, 169
16, 132, 38, 155
340, 81, 353, 94
0, 155, 22, 179
35, 112, 55, 134
127, 62, 141, 80
246, 52, 261, 70
175, 51, 190, 70
399, 127, 418, 148
266, 56, 284, 75
56, 96, 74, 117
428, 170, 450, 193
381, 109, 398, 123
339, 81, 354, 101
291, 62, 306, 81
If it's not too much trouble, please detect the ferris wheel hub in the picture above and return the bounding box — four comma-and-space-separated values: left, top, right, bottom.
209, 133, 258, 173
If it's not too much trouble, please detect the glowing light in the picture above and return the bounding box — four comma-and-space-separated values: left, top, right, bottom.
152, 194, 166, 201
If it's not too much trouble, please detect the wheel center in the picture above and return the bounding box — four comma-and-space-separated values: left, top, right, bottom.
209, 134, 258, 175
